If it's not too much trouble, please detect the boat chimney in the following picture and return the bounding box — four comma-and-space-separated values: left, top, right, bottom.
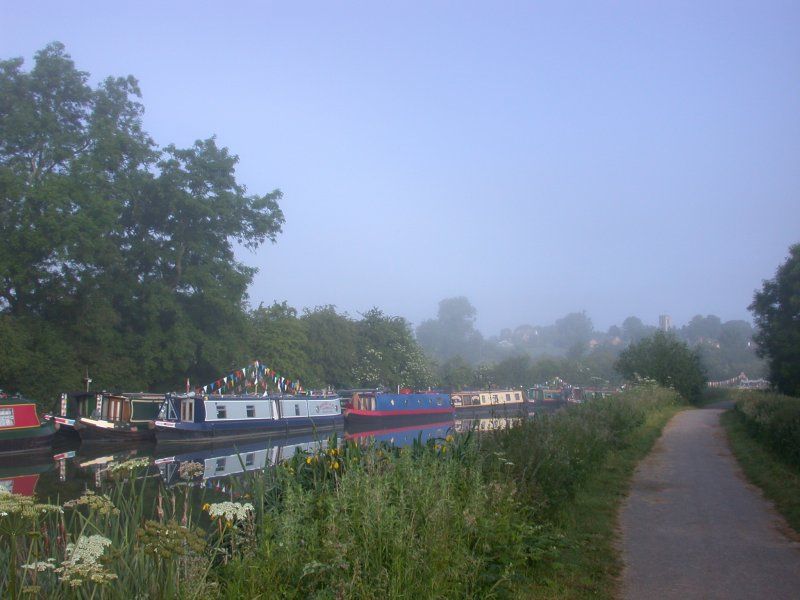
83, 368, 92, 392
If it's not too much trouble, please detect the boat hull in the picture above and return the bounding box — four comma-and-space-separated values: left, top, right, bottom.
0, 422, 55, 454
344, 408, 454, 430
78, 419, 155, 444
155, 415, 344, 444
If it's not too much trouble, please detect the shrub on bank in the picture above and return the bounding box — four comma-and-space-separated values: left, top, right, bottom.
734, 391, 800, 468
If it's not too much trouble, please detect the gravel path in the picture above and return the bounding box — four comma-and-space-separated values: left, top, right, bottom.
620, 406, 800, 600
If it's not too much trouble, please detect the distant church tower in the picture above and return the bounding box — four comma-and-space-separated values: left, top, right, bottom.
659, 314, 672, 332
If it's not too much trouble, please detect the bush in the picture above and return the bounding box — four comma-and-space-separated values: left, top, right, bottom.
735, 391, 800, 468
615, 331, 706, 404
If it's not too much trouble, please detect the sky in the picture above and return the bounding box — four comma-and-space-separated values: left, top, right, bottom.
2, 1, 799, 334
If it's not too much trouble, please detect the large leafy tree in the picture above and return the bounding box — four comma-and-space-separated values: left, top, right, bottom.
0, 43, 284, 400
353, 308, 432, 389
750, 244, 800, 396
615, 331, 706, 403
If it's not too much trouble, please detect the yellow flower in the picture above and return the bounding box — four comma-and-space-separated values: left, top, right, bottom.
306, 457, 312, 465
445, 435, 454, 443
332, 461, 340, 470
202, 503, 210, 512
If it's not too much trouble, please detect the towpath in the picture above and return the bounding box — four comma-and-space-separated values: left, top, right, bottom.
620, 403, 800, 599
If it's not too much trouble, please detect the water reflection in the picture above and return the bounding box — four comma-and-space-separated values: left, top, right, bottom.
10, 403, 566, 502
155, 433, 333, 488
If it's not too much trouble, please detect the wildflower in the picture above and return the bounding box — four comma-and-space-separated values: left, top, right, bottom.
136, 520, 206, 559
63, 490, 119, 516
332, 461, 340, 470
203, 501, 254, 522
21, 559, 56, 572
178, 461, 204, 480
0, 490, 63, 520
56, 534, 117, 587
445, 435, 454, 443
306, 457, 312, 465
107, 457, 150, 475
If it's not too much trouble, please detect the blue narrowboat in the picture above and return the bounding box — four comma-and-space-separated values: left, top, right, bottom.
153, 392, 343, 443
344, 390, 453, 428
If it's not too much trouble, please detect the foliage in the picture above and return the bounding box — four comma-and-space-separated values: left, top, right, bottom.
749, 243, 800, 395
615, 331, 706, 403
482, 384, 681, 511
722, 407, 800, 533
733, 391, 800, 468
0, 43, 284, 402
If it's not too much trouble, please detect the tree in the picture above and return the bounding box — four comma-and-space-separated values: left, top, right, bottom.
749, 244, 800, 396
615, 331, 706, 403
249, 302, 313, 387
0, 43, 284, 400
415, 296, 484, 363
353, 308, 432, 389
301, 306, 358, 389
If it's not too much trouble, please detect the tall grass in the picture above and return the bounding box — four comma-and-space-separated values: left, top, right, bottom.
733, 390, 800, 468
0, 384, 681, 599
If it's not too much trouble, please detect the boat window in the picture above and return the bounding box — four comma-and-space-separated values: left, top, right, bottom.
294, 404, 300, 416
515, 393, 521, 401
215, 458, 226, 472
390, 399, 395, 406
246, 405, 255, 418
180, 399, 194, 422
245, 453, 255, 467
506, 393, 511, 402
217, 405, 227, 419
0, 408, 14, 427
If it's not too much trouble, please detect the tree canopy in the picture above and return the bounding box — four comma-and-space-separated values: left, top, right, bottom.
615, 331, 706, 403
750, 243, 800, 396
0, 43, 284, 400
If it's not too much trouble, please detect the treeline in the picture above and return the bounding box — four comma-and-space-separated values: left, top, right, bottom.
416, 297, 765, 383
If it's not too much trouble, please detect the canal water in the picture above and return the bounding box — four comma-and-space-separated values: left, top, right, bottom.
1, 404, 565, 504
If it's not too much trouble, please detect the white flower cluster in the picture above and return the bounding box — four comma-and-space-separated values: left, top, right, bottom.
107, 457, 151, 473
57, 534, 117, 587
205, 501, 254, 522
65, 534, 112, 564
21, 559, 56, 572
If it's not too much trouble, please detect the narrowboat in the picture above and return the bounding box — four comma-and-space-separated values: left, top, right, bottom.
0, 392, 55, 454
77, 392, 164, 443
44, 391, 99, 438
527, 386, 564, 403
153, 392, 343, 444
451, 389, 527, 414
344, 390, 453, 427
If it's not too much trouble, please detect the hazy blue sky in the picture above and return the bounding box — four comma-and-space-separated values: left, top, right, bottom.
3, 1, 798, 334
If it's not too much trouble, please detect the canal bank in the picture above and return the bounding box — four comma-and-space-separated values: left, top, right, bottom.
1, 385, 681, 598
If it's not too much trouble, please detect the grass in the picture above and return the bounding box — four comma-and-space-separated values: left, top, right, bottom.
0, 384, 686, 599
520, 394, 682, 598
721, 409, 800, 533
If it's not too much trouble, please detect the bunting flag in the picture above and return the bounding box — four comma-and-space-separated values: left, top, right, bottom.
197, 360, 303, 396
